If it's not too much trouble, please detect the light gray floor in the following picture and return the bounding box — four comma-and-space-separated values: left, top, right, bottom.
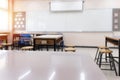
75, 47, 120, 80
16, 47, 120, 80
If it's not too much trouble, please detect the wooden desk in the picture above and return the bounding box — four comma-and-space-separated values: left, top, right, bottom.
0, 34, 8, 43
0, 51, 107, 80
33, 35, 63, 51
105, 36, 120, 76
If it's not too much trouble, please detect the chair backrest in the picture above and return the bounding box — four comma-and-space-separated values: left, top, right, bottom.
20, 34, 31, 41
20, 34, 31, 38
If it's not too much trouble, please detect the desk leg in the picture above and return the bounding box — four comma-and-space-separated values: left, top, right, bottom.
54, 40, 56, 51
105, 37, 107, 47
33, 39, 35, 51
119, 40, 120, 76
105, 38, 108, 63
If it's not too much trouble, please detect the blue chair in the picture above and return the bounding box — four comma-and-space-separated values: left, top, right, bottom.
60, 40, 64, 51
19, 34, 32, 47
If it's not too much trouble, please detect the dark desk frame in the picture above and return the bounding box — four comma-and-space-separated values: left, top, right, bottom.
105, 36, 120, 76
33, 35, 63, 51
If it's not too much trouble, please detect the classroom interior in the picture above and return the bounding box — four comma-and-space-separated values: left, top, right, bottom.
0, 0, 120, 80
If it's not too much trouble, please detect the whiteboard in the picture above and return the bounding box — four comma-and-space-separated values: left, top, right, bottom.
26, 9, 112, 32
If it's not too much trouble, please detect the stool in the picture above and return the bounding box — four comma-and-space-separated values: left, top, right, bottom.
64, 45, 76, 52
64, 47, 76, 52
21, 46, 33, 51
97, 49, 117, 75
94, 46, 109, 61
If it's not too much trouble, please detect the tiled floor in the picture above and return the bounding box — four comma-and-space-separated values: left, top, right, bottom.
75, 47, 120, 80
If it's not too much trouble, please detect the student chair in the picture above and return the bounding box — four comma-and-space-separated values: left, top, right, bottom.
21, 46, 33, 51
97, 49, 117, 75
18, 34, 32, 48
94, 46, 109, 61
64, 45, 76, 52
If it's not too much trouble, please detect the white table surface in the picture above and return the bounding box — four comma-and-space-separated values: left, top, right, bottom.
34, 35, 63, 39
0, 50, 107, 80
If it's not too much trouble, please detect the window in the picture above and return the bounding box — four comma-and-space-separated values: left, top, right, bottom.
0, 0, 8, 9
0, 0, 8, 32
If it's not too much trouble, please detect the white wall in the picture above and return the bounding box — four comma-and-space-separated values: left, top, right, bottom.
63, 32, 113, 46
85, 0, 120, 9
14, 0, 120, 11
14, 0, 120, 46
14, 0, 49, 11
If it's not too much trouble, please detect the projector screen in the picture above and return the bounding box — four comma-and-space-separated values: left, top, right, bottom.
26, 9, 112, 32
50, 1, 83, 11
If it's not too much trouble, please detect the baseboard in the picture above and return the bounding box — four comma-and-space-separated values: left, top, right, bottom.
74, 46, 97, 48
74, 46, 118, 49
64, 45, 97, 48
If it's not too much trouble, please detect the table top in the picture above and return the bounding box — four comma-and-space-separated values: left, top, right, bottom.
106, 36, 120, 40
34, 35, 63, 39
0, 34, 8, 36
0, 50, 107, 80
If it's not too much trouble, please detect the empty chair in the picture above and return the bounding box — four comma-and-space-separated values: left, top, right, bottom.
13, 34, 20, 49
97, 49, 117, 76
94, 46, 109, 61
64, 45, 76, 52
56, 40, 64, 51
18, 34, 32, 48
21, 46, 33, 51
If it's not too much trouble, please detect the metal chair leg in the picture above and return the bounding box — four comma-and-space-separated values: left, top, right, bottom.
110, 54, 118, 76
94, 48, 99, 61
99, 53, 103, 68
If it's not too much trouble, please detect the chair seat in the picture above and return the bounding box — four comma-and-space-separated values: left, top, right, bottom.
64, 47, 76, 52
2, 43, 12, 46
99, 49, 112, 54
21, 46, 33, 50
